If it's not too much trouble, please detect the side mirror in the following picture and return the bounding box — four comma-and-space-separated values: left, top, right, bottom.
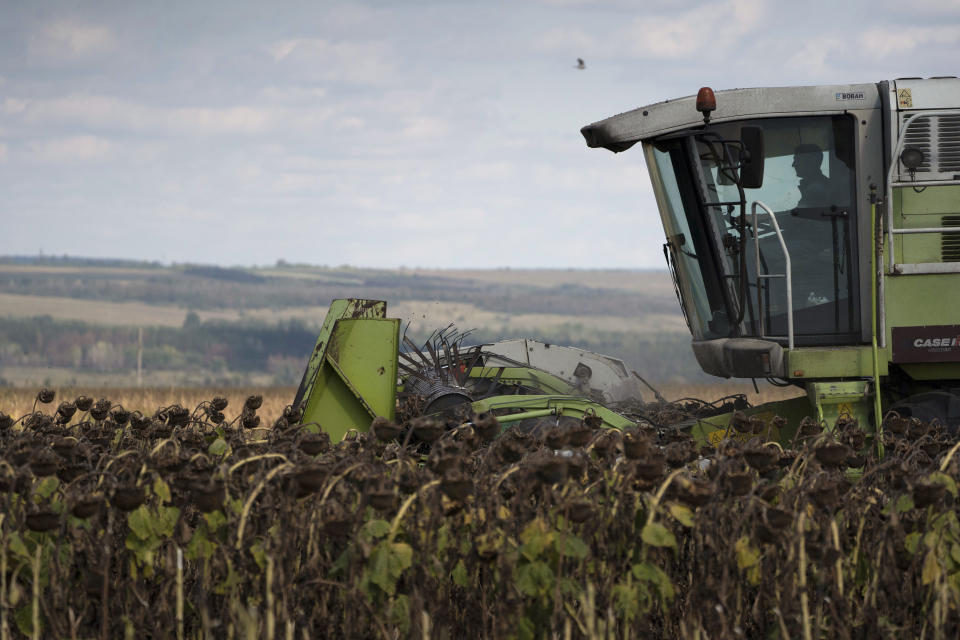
739, 126, 764, 189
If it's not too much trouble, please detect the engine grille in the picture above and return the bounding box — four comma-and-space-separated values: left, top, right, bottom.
900, 113, 960, 180
943, 215, 960, 262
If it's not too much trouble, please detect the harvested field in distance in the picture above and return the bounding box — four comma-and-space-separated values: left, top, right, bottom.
0, 259, 711, 387
0, 292, 246, 328
0, 293, 686, 335
401, 267, 676, 294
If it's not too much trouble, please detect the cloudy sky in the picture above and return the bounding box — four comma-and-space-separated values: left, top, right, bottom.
1, 0, 958, 269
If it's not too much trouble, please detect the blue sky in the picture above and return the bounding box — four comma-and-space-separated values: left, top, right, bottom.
1, 0, 958, 268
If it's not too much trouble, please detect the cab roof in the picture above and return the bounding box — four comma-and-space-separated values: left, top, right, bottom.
581, 83, 881, 152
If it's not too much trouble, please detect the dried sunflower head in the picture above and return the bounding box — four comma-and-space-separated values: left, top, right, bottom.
90, 399, 112, 421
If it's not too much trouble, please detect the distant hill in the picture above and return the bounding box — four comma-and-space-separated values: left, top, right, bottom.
0, 256, 709, 386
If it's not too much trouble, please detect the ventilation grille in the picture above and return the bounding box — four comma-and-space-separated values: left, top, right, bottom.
943, 215, 960, 262
899, 113, 960, 180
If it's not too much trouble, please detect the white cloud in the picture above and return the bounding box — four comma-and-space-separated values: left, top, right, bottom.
264, 38, 396, 85
7, 94, 339, 136
266, 40, 300, 61
29, 20, 116, 59
457, 162, 517, 181
25, 135, 115, 163
532, 0, 767, 60
399, 116, 451, 140
623, 0, 766, 59
534, 27, 597, 53
3, 98, 28, 115
530, 161, 650, 192
259, 85, 328, 102
336, 116, 366, 130
859, 25, 960, 57
876, 0, 960, 11
784, 36, 841, 76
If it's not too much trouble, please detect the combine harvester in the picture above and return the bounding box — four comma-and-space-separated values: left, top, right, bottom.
295, 78, 960, 449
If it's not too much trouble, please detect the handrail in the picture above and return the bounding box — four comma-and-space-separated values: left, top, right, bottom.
885, 109, 960, 272
891, 226, 960, 235
751, 201, 794, 349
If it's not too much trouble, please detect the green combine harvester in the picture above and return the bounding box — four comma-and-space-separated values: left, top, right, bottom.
295, 77, 960, 449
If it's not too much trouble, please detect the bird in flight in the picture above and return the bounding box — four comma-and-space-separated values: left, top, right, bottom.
575, 58, 586, 70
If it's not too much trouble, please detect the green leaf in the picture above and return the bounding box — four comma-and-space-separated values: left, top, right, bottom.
8, 532, 31, 560
368, 545, 394, 595
451, 559, 469, 587
367, 541, 413, 596
559, 576, 581, 597
388, 594, 411, 636
153, 478, 172, 504
330, 548, 351, 577
561, 534, 589, 559
154, 506, 180, 538
905, 532, 923, 555
952, 544, 960, 566
15, 604, 38, 638
389, 542, 413, 575
250, 541, 267, 571
514, 617, 536, 640
734, 536, 760, 568
436, 524, 450, 554
360, 519, 391, 543
127, 506, 153, 541
185, 528, 216, 561
895, 494, 915, 513
519, 518, 552, 560
125, 532, 156, 554
668, 503, 695, 527
641, 522, 677, 549
515, 560, 554, 597
35, 476, 60, 500
928, 471, 958, 498
213, 558, 240, 596
227, 497, 244, 515
922, 550, 942, 585
632, 561, 675, 603
203, 510, 227, 531
208, 438, 228, 457
612, 581, 641, 621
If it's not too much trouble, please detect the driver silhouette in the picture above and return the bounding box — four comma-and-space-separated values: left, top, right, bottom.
792, 143, 831, 208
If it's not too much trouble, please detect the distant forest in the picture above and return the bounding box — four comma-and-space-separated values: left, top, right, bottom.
0, 256, 708, 386
0, 315, 702, 387
0, 257, 676, 318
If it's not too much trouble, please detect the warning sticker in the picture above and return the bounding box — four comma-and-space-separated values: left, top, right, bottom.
837, 402, 853, 417
897, 88, 913, 109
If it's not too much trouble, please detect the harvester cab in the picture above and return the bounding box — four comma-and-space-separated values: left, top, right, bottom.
582, 77, 960, 439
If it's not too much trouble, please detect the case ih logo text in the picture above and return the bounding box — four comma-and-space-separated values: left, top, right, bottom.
892, 325, 960, 363
913, 336, 960, 349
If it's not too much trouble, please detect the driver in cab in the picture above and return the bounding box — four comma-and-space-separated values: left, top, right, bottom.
785, 143, 847, 307
791, 143, 845, 211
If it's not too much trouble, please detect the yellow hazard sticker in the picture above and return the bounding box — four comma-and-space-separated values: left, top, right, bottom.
897, 88, 913, 109
837, 402, 853, 417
